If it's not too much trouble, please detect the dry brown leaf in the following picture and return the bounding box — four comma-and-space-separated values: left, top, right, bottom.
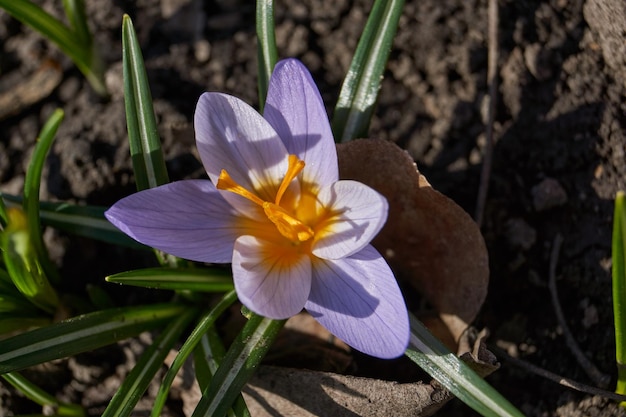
0, 60, 63, 121
176, 333, 500, 416
337, 139, 489, 346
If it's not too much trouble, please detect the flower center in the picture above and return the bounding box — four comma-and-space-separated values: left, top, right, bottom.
216, 154, 315, 243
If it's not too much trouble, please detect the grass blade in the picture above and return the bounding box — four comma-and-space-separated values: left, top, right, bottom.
194, 329, 251, 417
2, 371, 85, 416
331, 0, 404, 142
107, 267, 234, 292
2, 208, 59, 314
122, 14, 169, 191
61, 0, 91, 46
22, 108, 64, 284
191, 314, 285, 417
0, 315, 50, 335
613, 191, 626, 400
60, 0, 107, 96
405, 314, 524, 417
1, 194, 145, 249
256, 0, 278, 111
0, 0, 107, 96
0, 303, 186, 374
102, 307, 197, 417
151, 291, 239, 417
0, 193, 8, 227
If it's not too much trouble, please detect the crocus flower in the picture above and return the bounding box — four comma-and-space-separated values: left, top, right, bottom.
105, 59, 409, 358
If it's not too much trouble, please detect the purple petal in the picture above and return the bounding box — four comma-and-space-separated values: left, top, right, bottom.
264, 59, 338, 188
305, 245, 409, 359
105, 180, 239, 263
232, 235, 311, 319
194, 93, 290, 209
312, 180, 388, 260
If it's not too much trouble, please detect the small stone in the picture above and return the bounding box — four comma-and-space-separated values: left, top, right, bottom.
524, 43, 554, 81
505, 218, 537, 250
581, 304, 599, 328
532, 178, 568, 211
194, 40, 211, 63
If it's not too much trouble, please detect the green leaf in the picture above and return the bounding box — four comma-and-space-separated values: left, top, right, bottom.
61, 0, 91, 46
194, 329, 251, 417
0, 315, 50, 335
122, 14, 169, 191
0, 0, 107, 96
85, 284, 117, 310
194, 332, 216, 391
405, 314, 524, 417
107, 267, 234, 292
0, 269, 24, 296
331, 0, 404, 142
2, 208, 59, 314
0, 194, 8, 228
0, 292, 41, 313
192, 314, 285, 417
256, 0, 278, 111
151, 291, 240, 417
1, 195, 145, 249
0, 303, 186, 374
2, 371, 85, 416
59, 0, 107, 97
102, 307, 197, 417
23, 108, 64, 284
37, 202, 144, 248
613, 191, 626, 398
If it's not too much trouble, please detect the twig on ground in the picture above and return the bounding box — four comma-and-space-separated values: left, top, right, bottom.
492, 344, 624, 402
474, 0, 498, 227
548, 233, 611, 388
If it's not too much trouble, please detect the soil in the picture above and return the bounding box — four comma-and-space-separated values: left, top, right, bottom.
1, 0, 626, 416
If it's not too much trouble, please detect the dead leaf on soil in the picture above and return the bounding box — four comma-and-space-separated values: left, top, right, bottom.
337, 139, 489, 348
238, 333, 499, 417
0, 59, 63, 121
181, 331, 500, 417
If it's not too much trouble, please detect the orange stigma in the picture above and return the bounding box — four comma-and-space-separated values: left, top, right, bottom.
216, 155, 314, 242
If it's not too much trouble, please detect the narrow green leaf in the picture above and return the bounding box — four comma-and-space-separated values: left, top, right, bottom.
102, 307, 197, 417
2, 208, 59, 314
0, 194, 8, 228
85, 284, 117, 310
331, 0, 404, 142
194, 332, 216, 391
122, 14, 169, 191
0, 268, 23, 295
192, 314, 285, 417
405, 314, 524, 417
194, 329, 251, 417
60, 0, 107, 97
37, 202, 144, 248
0, 292, 41, 313
1, 194, 145, 249
107, 267, 234, 292
0, 0, 82, 61
2, 371, 85, 416
256, 0, 278, 111
23, 109, 64, 284
0, 0, 107, 96
151, 291, 239, 417
61, 0, 91, 46
0, 303, 186, 374
0, 315, 50, 335
613, 191, 626, 397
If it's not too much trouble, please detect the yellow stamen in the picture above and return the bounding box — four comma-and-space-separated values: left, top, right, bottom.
216, 170, 265, 206
263, 202, 314, 242
216, 155, 313, 243
275, 154, 305, 205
